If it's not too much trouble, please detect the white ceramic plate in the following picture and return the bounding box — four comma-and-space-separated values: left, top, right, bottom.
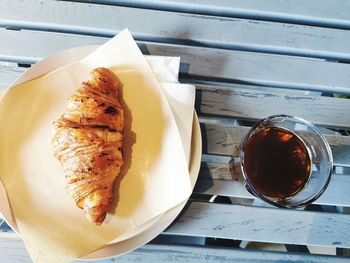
0, 46, 202, 259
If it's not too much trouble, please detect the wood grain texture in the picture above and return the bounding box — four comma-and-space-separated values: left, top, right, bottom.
80, 0, 350, 29
0, 29, 107, 64
1, 0, 350, 60
168, 202, 350, 248
0, 233, 348, 263
202, 124, 350, 167
196, 162, 350, 207
2, 29, 350, 94
196, 85, 350, 128
145, 44, 350, 94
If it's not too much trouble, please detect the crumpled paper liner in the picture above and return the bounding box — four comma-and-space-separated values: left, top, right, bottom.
0, 29, 192, 262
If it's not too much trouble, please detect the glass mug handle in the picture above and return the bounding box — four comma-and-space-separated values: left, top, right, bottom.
229, 156, 256, 197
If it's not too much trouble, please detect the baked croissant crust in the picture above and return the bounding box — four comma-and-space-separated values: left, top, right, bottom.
51, 67, 124, 225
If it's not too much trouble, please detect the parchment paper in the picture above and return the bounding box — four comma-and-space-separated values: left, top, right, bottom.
108, 68, 195, 245
0, 29, 192, 262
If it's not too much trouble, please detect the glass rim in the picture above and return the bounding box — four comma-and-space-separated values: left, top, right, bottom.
239, 114, 334, 208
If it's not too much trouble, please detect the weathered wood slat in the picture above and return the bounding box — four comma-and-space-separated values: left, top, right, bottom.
1, 0, 350, 60
79, 0, 350, 29
167, 202, 350, 249
145, 44, 350, 94
0, 233, 348, 263
196, 162, 350, 207
1, 64, 349, 128
2, 29, 350, 94
83, 243, 350, 263
202, 124, 350, 167
196, 85, 350, 128
325, 136, 350, 167
0, 29, 106, 64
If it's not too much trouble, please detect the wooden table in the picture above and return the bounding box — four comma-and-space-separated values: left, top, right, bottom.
1, 1, 350, 262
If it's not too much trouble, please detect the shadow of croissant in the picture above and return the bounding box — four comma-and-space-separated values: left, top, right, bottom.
109, 75, 136, 215
108, 67, 167, 220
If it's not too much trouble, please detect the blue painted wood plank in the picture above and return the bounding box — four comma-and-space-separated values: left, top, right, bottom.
167, 202, 350, 249
147, 44, 350, 94
0, 231, 349, 262
7, 202, 348, 258
80, 0, 350, 29
196, 85, 350, 129
1, 0, 350, 60
2, 29, 350, 94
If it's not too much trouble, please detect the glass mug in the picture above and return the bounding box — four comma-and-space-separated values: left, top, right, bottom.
230, 115, 333, 208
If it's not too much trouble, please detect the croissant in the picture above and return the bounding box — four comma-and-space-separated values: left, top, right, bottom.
51, 67, 124, 225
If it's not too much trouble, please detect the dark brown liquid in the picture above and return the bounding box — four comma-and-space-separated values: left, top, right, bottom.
243, 127, 311, 199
